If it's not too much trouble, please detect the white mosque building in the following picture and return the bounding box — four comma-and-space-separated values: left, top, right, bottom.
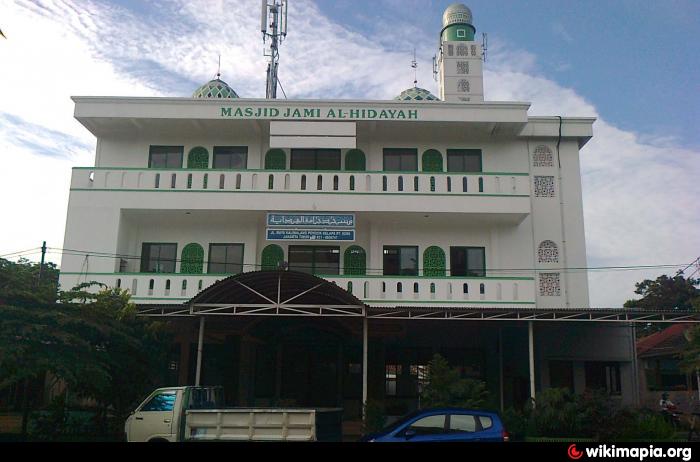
58, 4, 638, 416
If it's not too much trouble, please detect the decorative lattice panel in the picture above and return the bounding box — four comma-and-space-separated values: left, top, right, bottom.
344, 245, 367, 275
447, 44, 454, 56
344, 149, 366, 171
261, 244, 284, 270
456, 61, 469, 74
187, 147, 209, 169
457, 79, 470, 92
538, 240, 559, 263
534, 176, 555, 197
421, 150, 444, 172
264, 149, 286, 170
181, 243, 204, 274
533, 145, 554, 167
456, 44, 469, 56
423, 246, 446, 277
539, 273, 561, 296
470, 45, 477, 56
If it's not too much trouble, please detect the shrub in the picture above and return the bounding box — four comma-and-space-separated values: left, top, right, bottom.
363, 400, 387, 434
419, 354, 489, 409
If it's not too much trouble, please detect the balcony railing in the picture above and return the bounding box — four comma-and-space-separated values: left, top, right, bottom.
58, 272, 536, 306
71, 168, 531, 197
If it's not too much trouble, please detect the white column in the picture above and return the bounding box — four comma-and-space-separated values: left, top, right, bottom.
362, 314, 368, 421
195, 316, 206, 386
528, 321, 536, 405
499, 327, 504, 412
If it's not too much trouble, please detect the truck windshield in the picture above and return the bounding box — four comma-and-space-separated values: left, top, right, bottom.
189, 387, 224, 409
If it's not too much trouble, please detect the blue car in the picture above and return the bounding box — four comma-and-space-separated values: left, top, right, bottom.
360, 408, 509, 442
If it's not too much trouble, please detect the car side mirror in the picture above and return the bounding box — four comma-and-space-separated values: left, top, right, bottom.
403, 429, 416, 439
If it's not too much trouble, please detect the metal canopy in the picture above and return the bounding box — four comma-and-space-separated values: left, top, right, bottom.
365, 306, 700, 323
138, 270, 365, 318
134, 271, 700, 323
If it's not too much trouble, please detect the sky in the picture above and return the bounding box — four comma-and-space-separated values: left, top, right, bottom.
0, 0, 698, 307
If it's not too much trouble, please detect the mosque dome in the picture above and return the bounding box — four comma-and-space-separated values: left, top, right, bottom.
192, 78, 239, 99
442, 3, 473, 27
394, 87, 440, 102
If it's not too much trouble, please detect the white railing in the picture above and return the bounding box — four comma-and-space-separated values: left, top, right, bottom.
58, 273, 536, 306
72, 168, 530, 196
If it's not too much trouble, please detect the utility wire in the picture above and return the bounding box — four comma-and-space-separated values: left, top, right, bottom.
0, 247, 40, 258
44, 246, 695, 275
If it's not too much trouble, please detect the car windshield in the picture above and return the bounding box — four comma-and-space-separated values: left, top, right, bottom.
377, 410, 424, 434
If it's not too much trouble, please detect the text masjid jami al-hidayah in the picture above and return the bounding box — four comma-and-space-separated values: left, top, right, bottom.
220, 106, 420, 120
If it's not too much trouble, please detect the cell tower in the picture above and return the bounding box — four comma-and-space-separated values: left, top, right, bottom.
261, 0, 288, 99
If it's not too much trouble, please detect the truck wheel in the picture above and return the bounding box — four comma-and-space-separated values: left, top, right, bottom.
148, 438, 169, 443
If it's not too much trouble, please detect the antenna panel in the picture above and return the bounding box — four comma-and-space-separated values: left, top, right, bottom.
261, 0, 268, 33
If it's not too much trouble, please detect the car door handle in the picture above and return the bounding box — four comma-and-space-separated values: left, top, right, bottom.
135, 417, 143, 420
164, 419, 171, 423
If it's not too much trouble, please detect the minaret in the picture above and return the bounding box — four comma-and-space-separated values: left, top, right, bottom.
437, 3, 484, 103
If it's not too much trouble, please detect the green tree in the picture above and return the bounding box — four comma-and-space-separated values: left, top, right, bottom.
419, 354, 489, 409
0, 257, 59, 306
0, 258, 173, 439
624, 274, 699, 338
624, 274, 700, 311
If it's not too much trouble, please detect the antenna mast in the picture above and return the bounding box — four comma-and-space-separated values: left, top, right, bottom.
411, 48, 418, 87
261, 0, 288, 99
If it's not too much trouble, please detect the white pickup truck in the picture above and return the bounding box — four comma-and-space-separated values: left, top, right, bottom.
124, 386, 344, 442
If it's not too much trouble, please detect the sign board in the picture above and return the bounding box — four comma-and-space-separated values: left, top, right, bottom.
222, 107, 419, 121
266, 229, 355, 241
267, 213, 355, 228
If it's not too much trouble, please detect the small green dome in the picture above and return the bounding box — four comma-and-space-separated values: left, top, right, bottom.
192, 78, 239, 99
394, 87, 440, 102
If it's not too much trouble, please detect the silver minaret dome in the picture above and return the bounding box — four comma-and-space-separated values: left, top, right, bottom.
442, 3, 473, 27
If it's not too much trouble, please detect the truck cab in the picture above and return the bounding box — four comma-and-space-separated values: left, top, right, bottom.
125, 386, 222, 442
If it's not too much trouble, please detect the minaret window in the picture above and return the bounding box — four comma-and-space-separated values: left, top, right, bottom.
457, 79, 470, 93
457, 61, 469, 74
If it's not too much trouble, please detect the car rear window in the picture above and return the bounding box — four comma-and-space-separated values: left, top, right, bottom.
478, 415, 493, 430
449, 414, 478, 433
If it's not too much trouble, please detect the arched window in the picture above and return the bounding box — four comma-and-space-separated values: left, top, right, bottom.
421, 149, 444, 172
264, 148, 286, 170
344, 245, 367, 275
344, 149, 366, 171
187, 146, 209, 169
181, 243, 204, 274
537, 240, 559, 263
423, 246, 446, 277
261, 244, 284, 270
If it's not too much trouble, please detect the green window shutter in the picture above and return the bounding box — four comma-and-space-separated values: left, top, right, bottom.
343, 245, 367, 275
187, 147, 209, 169
265, 149, 286, 170
181, 243, 204, 274
422, 149, 443, 172
423, 246, 446, 277
261, 244, 284, 270
344, 149, 366, 171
